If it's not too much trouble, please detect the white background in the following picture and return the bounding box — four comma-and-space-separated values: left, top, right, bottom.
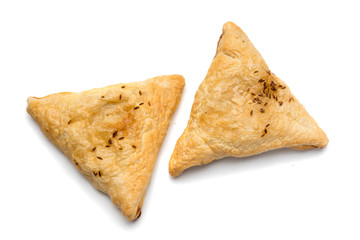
1, 0, 359, 239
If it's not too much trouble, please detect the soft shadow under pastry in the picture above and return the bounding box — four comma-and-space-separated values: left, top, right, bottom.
169, 22, 328, 177
27, 75, 185, 221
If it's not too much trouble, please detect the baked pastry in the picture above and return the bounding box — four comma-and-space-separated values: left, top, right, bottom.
169, 22, 328, 177
27, 75, 185, 221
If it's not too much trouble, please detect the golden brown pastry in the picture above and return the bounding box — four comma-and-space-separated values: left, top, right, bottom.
27, 75, 185, 221
169, 22, 328, 177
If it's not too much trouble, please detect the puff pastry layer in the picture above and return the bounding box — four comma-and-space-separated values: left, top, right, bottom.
169, 22, 328, 177
27, 75, 184, 221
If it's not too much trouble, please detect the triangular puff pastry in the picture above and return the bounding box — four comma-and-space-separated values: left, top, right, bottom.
27, 75, 184, 221
169, 22, 328, 177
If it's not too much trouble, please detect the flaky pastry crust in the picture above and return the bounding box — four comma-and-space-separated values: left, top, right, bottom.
27, 75, 185, 221
169, 22, 328, 177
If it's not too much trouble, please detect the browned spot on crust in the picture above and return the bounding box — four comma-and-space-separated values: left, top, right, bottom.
136, 210, 142, 219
